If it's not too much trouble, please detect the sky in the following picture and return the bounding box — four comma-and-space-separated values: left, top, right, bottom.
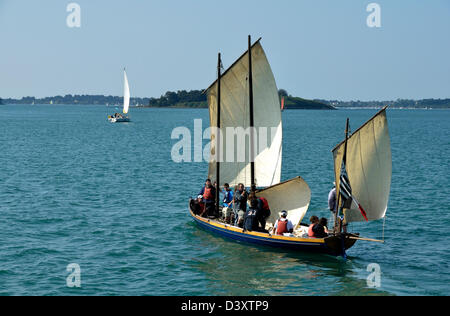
0, 0, 449, 101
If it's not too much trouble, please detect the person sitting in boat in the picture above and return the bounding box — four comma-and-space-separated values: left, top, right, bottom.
190, 195, 205, 216
308, 216, 320, 237
198, 179, 217, 218
328, 183, 337, 214
319, 217, 329, 234
272, 210, 294, 236
243, 198, 260, 232
312, 217, 328, 238
232, 183, 248, 227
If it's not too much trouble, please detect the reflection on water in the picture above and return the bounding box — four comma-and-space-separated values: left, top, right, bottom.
185, 223, 390, 296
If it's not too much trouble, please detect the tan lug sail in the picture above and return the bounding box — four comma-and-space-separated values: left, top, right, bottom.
206, 40, 282, 188
333, 107, 392, 223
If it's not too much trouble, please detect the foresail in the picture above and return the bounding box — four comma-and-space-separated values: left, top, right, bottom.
333, 108, 392, 223
257, 177, 311, 228
123, 70, 130, 114
207, 41, 282, 187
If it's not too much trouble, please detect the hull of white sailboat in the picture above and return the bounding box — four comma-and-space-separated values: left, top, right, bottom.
108, 116, 130, 123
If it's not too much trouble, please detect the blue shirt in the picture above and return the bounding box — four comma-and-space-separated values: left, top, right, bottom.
222, 189, 234, 207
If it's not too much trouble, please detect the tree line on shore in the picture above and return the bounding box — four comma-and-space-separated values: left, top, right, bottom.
2, 90, 449, 109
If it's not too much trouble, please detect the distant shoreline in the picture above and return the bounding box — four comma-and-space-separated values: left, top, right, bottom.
2, 103, 448, 110
2, 91, 449, 109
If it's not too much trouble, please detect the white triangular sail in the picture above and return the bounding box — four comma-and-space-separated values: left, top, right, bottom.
206, 41, 282, 187
257, 177, 311, 228
123, 69, 130, 114
333, 108, 392, 223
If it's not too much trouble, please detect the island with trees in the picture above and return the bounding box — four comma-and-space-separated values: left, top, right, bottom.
1, 90, 449, 109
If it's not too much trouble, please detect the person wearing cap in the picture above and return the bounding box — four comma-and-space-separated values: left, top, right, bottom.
328, 182, 337, 213
272, 211, 294, 235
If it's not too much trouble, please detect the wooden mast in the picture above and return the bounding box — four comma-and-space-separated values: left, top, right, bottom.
248, 35, 256, 193
334, 118, 350, 234
215, 53, 222, 216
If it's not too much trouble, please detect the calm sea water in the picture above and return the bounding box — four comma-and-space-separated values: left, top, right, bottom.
0, 104, 448, 296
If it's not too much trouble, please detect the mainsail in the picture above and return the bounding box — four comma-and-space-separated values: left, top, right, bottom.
332, 107, 392, 223
206, 40, 282, 187
123, 69, 130, 114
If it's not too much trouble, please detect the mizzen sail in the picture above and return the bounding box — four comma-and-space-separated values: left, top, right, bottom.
206, 41, 282, 187
333, 107, 392, 223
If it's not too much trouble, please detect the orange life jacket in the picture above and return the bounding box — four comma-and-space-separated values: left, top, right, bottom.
276, 219, 289, 235
203, 187, 213, 201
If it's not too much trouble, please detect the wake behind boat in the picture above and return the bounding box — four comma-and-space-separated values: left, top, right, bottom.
108, 68, 131, 123
188, 36, 392, 257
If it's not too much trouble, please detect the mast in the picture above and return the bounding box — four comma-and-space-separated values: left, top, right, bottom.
248, 35, 256, 193
215, 53, 222, 216
334, 118, 349, 234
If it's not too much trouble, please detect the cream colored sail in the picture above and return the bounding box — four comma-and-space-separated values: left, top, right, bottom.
257, 177, 311, 228
123, 69, 130, 114
333, 108, 392, 223
206, 41, 282, 187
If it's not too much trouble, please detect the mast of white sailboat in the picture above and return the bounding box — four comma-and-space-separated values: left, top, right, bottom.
248, 35, 256, 193
334, 118, 350, 234
215, 53, 222, 216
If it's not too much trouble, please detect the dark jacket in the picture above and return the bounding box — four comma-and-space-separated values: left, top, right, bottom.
312, 224, 327, 238
234, 189, 248, 212
244, 208, 259, 232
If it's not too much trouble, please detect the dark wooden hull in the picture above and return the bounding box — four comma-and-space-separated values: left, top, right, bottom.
189, 206, 357, 256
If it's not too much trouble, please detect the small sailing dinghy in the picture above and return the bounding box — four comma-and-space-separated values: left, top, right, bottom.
108, 69, 131, 123
189, 36, 392, 257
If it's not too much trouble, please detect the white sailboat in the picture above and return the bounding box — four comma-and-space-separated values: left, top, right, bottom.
108, 69, 131, 123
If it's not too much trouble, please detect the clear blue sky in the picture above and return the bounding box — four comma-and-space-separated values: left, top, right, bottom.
0, 0, 449, 100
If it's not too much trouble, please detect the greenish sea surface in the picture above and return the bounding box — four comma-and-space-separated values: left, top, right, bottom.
0, 105, 448, 296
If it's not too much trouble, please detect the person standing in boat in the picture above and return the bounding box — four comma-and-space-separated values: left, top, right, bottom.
272, 211, 294, 235
222, 183, 234, 207
221, 183, 234, 223
232, 183, 248, 227
243, 198, 260, 232
198, 179, 217, 218
328, 183, 337, 213
247, 192, 270, 232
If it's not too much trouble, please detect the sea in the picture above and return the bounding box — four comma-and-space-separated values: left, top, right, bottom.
0, 104, 448, 296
